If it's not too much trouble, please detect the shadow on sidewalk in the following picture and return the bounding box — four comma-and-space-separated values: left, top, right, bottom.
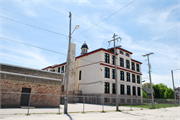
66, 114, 73, 120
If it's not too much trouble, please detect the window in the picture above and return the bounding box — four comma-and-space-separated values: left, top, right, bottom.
120, 71, 124, 80
105, 67, 110, 78
104, 82, 110, 93
136, 64, 139, 72
137, 75, 140, 84
132, 74, 135, 83
126, 60, 130, 69
126, 53, 129, 57
79, 71, 82, 80
120, 58, 124, 67
112, 55, 115, 65
133, 86, 136, 96
61, 66, 64, 73
58, 67, 60, 73
127, 85, 131, 95
112, 69, 115, 79
137, 87, 141, 96
112, 83, 116, 94
120, 84, 124, 94
126, 72, 130, 82
105, 53, 110, 63
132, 62, 135, 70
120, 50, 124, 54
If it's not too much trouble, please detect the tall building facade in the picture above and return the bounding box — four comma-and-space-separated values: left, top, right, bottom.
42, 43, 142, 103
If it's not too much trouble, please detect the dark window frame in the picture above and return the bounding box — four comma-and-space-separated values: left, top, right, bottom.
126, 53, 129, 57
132, 62, 135, 70
120, 58, 124, 67
112, 69, 115, 79
120, 71, 124, 80
105, 67, 110, 78
105, 53, 110, 63
127, 85, 131, 95
112, 55, 115, 65
112, 83, 116, 94
79, 71, 82, 80
58, 67, 60, 73
61, 66, 64, 73
104, 82, 110, 93
132, 74, 135, 83
137, 75, 140, 84
138, 87, 141, 96
126, 60, 130, 69
126, 72, 130, 82
136, 64, 140, 72
120, 84, 124, 95
120, 50, 124, 54
133, 86, 136, 96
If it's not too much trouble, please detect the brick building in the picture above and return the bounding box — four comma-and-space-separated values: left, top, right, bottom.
0, 63, 63, 108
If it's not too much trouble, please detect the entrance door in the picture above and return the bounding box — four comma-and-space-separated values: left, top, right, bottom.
20, 88, 31, 106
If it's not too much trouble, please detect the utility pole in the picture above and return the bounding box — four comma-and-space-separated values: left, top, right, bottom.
108, 33, 121, 111
64, 12, 80, 114
171, 70, 177, 106
142, 52, 155, 109
64, 12, 72, 114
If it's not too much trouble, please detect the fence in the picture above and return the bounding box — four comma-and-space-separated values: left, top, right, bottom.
0, 92, 180, 116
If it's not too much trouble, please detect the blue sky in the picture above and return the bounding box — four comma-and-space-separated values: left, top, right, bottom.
0, 0, 179, 88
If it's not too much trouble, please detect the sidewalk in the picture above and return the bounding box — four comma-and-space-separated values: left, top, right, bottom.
0, 104, 179, 120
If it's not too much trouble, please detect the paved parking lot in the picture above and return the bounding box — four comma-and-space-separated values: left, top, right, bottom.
0, 104, 179, 120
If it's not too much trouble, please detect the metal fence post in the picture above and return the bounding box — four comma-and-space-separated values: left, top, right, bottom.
27, 93, 31, 116
130, 97, 132, 111
164, 99, 165, 108
102, 96, 104, 111
58, 94, 61, 115
83, 96, 85, 113
141, 98, 143, 110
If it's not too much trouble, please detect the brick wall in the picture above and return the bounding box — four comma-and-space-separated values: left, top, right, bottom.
1, 80, 61, 108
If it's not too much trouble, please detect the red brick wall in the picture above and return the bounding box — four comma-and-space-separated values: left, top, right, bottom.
1, 80, 61, 107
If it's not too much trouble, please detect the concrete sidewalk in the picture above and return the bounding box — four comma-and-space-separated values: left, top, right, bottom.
0, 104, 179, 120
0, 103, 143, 115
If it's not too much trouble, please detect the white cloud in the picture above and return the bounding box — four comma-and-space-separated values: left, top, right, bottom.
136, 5, 180, 34
17, 1, 39, 17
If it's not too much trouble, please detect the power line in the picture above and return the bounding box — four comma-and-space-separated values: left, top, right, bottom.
0, 37, 67, 55
0, 16, 67, 37
38, 1, 98, 49
44, 1, 110, 33
74, 0, 136, 37
2, 8, 68, 33
0, 37, 100, 65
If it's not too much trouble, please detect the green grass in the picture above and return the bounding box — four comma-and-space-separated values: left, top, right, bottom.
121, 103, 179, 109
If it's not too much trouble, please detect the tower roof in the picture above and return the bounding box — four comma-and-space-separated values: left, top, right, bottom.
81, 43, 88, 49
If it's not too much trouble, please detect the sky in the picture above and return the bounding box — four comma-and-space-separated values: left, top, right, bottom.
0, 0, 179, 88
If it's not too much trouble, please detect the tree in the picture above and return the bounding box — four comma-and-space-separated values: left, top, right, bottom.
158, 83, 167, 99
164, 88, 174, 99
143, 91, 148, 98
142, 83, 151, 88
153, 84, 160, 98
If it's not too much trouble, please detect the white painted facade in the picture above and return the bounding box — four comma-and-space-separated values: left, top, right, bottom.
43, 43, 142, 99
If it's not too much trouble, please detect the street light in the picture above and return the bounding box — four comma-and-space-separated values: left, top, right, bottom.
171, 69, 180, 106
64, 12, 80, 114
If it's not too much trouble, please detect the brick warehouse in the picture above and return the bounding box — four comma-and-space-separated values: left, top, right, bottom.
0, 63, 63, 108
